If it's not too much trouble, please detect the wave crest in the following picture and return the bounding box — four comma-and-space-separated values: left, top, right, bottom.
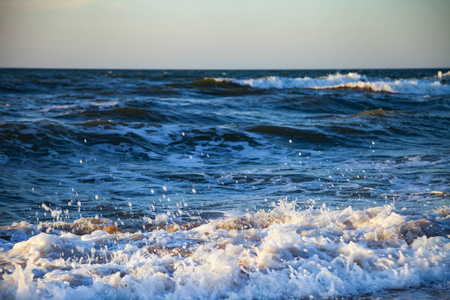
207, 72, 450, 95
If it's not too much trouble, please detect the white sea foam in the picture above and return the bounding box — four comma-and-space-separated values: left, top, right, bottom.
90, 101, 121, 109
1, 201, 448, 299
212, 72, 450, 95
42, 101, 121, 114
41, 104, 80, 113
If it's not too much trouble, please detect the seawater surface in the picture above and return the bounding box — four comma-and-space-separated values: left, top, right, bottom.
0, 69, 449, 299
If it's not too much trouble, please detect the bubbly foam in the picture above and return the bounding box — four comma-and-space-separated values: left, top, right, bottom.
1, 201, 448, 299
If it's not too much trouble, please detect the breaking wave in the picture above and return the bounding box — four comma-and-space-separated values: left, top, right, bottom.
1, 201, 449, 299
206, 72, 450, 95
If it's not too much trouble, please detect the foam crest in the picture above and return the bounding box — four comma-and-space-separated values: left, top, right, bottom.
1, 201, 448, 299
215, 72, 365, 90
211, 72, 450, 94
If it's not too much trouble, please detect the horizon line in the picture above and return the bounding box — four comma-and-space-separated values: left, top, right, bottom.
1, 67, 449, 71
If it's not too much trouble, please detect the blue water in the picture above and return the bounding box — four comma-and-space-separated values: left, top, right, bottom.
0, 69, 449, 299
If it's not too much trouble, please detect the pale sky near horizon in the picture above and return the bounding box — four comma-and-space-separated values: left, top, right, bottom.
0, 0, 449, 69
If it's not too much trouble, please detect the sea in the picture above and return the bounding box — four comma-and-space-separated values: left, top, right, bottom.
0, 69, 449, 299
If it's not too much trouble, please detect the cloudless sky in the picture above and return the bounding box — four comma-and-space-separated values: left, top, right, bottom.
0, 0, 449, 69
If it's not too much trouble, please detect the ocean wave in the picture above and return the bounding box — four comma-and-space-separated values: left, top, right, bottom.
347, 108, 398, 118
311, 81, 395, 93
0, 201, 449, 299
436, 70, 450, 83
77, 119, 120, 127
247, 125, 334, 144
0, 120, 162, 162
206, 72, 450, 95
67, 107, 170, 123
190, 78, 245, 88
186, 78, 267, 96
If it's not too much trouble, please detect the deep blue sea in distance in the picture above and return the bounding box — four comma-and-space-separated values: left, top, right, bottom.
0, 69, 449, 299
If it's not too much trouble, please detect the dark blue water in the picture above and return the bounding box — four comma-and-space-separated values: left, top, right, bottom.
0, 69, 449, 299
1, 69, 449, 224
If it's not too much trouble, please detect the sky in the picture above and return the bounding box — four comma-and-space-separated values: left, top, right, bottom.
0, 0, 449, 69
